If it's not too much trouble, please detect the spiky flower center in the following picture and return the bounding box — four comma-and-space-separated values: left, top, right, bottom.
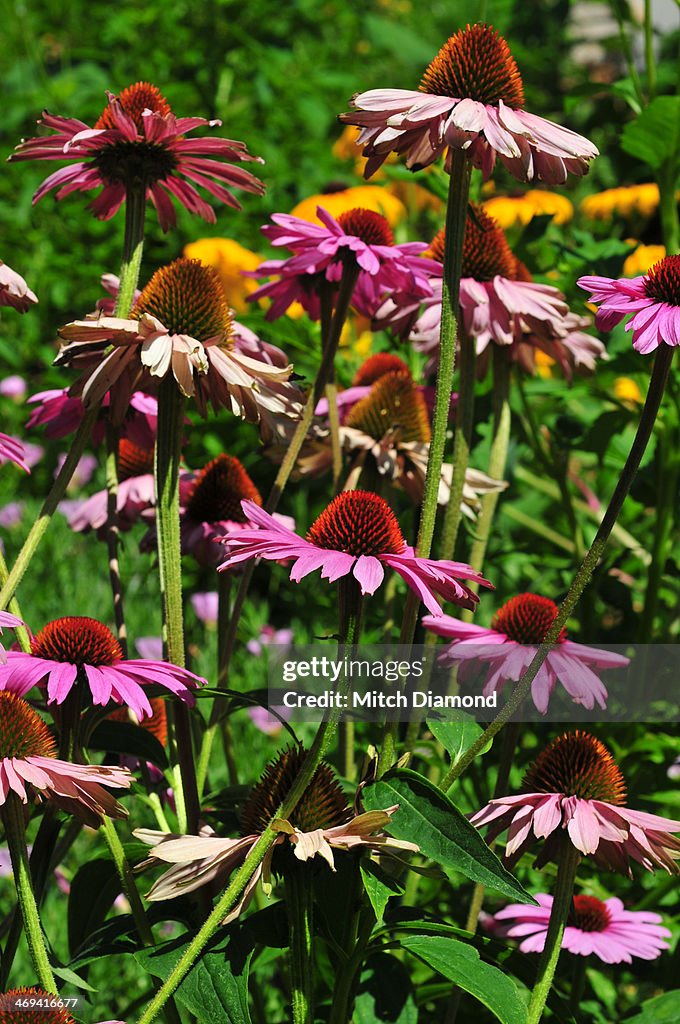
346, 371, 431, 444
569, 895, 611, 933
131, 259, 232, 345
352, 353, 411, 386
307, 491, 406, 557
420, 23, 524, 108
0, 692, 57, 760
522, 731, 627, 804
240, 746, 352, 835
95, 82, 172, 130
336, 208, 394, 247
0, 989, 76, 1024
108, 698, 168, 748
430, 204, 516, 282
491, 593, 567, 644
185, 454, 262, 524
31, 617, 123, 667
644, 255, 680, 306
117, 438, 155, 481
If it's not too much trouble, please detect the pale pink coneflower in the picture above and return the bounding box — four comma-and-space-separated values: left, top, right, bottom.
135, 746, 418, 921
488, 892, 671, 964
217, 491, 491, 615
27, 387, 158, 448
0, 615, 205, 721
423, 593, 628, 714
0, 611, 23, 665
471, 731, 680, 876
0, 260, 38, 312
340, 23, 597, 183
10, 81, 264, 230
578, 255, 680, 353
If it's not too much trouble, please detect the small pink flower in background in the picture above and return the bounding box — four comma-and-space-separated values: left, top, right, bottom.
579, 256, 680, 353
27, 388, 158, 448
10, 81, 265, 230
489, 893, 671, 964
340, 23, 597, 183
668, 757, 680, 781
55, 451, 98, 491
65, 439, 157, 534
423, 593, 628, 714
0, 615, 205, 721
135, 637, 164, 662
218, 491, 491, 615
0, 260, 38, 312
135, 746, 417, 921
191, 591, 219, 628
0, 375, 27, 400
0, 502, 24, 529
0, 611, 23, 665
246, 624, 294, 657
0, 690, 131, 827
472, 731, 680, 875
56, 259, 302, 436
246, 625, 294, 735
0, 433, 30, 473
249, 206, 436, 320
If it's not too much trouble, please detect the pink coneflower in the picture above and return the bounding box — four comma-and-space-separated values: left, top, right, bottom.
0, 690, 131, 826
0, 616, 205, 721
190, 591, 218, 628
0, 260, 38, 313
423, 593, 628, 714
249, 206, 437, 320
56, 259, 302, 433
340, 23, 597, 182
489, 892, 671, 964
135, 746, 418, 921
65, 439, 157, 534
377, 207, 603, 379
27, 388, 158, 447
0, 375, 27, 400
10, 81, 265, 230
0, 612, 23, 665
578, 256, 680, 353
0, 433, 29, 473
471, 731, 680, 875
217, 491, 491, 614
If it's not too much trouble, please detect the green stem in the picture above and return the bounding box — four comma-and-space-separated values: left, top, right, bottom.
287, 865, 315, 1024
463, 347, 511, 608
2, 795, 57, 992
610, 0, 645, 106
0, 548, 30, 651
639, 424, 680, 639
106, 424, 128, 655
114, 185, 147, 317
326, 379, 343, 492
527, 841, 580, 1024
442, 345, 674, 789
155, 375, 200, 834
438, 328, 477, 561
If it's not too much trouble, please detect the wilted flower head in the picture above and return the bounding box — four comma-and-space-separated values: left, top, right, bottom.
56, 258, 302, 433
423, 593, 628, 714
0, 615, 205, 721
489, 892, 671, 964
579, 255, 680, 354
218, 491, 491, 615
135, 745, 418, 921
10, 81, 265, 230
472, 731, 680, 876
341, 23, 597, 182
0, 260, 38, 313
0, 691, 132, 826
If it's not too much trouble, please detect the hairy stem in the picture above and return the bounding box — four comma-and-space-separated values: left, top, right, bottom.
527, 842, 580, 1024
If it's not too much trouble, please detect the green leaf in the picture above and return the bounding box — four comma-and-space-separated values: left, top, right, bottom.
136, 924, 253, 1024
88, 720, 168, 769
627, 991, 680, 1023
400, 935, 527, 1024
360, 860, 404, 926
51, 966, 96, 992
362, 770, 534, 904
67, 857, 121, 958
355, 954, 418, 1024
427, 713, 490, 768
620, 96, 680, 171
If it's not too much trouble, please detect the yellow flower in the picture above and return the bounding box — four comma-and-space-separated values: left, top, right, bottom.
386, 179, 443, 214
290, 185, 407, 227
534, 349, 555, 379
622, 243, 666, 277
580, 184, 659, 222
183, 238, 261, 313
482, 190, 573, 229
614, 377, 643, 405
332, 125, 363, 163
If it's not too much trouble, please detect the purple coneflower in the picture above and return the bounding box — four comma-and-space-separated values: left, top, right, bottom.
0, 434, 30, 473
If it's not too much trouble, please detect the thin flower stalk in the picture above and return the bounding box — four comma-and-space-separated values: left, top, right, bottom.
442, 345, 674, 789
